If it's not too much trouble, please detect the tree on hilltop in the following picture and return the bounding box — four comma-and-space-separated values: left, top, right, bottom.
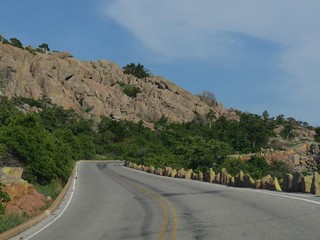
9, 38, 23, 48
38, 43, 50, 52
122, 63, 151, 79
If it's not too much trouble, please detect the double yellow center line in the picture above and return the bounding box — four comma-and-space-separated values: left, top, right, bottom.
123, 179, 178, 240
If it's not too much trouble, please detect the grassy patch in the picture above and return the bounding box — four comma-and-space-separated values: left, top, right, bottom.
34, 180, 62, 200
0, 214, 29, 233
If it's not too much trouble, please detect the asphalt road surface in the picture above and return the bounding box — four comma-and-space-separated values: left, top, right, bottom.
13, 161, 320, 240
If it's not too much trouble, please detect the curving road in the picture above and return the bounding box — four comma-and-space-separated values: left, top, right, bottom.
12, 161, 320, 240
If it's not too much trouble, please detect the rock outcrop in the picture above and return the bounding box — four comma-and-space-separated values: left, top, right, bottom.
0, 167, 47, 216
0, 43, 238, 125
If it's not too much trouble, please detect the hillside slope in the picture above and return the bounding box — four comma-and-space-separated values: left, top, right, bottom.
0, 43, 237, 125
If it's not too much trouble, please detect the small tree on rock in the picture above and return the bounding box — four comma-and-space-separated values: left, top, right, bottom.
38, 43, 50, 52
9, 38, 23, 48
122, 63, 151, 79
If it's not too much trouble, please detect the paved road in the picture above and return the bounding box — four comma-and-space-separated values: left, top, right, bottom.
13, 161, 320, 240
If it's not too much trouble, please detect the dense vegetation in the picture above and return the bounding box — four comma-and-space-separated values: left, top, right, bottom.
1, 96, 306, 189
0, 97, 94, 185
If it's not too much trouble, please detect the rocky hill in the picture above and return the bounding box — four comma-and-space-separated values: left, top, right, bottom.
0, 42, 237, 126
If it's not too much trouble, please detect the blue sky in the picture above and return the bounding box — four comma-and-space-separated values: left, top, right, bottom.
1, 0, 319, 126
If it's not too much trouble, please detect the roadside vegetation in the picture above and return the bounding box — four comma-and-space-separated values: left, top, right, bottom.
0, 96, 310, 187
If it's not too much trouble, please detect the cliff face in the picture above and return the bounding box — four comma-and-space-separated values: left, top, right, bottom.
0, 43, 237, 125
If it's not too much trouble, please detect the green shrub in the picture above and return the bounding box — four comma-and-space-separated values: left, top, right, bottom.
25, 46, 36, 55
34, 180, 62, 200
9, 38, 23, 49
122, 63, 150, 79
0, 115, 73, 184
220, 158, 248, 176
118, 82, 141, 98
0, 214, 29, 233
247, 156, 269, 179
0, 204, 5, 215
268, 160, 293, 179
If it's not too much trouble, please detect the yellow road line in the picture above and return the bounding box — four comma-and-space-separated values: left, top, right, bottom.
122, 179, 178, 239
165, 198, 178, 240
155, 196, 169, 240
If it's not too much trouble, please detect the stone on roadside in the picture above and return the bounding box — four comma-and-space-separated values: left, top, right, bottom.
170, 169, 177, 178
255, 179, 262, 189
165, 167, 172, 177
302, 175, 313, 193
150, 166, 155, 174
235, 170, 245, 187
191, 172, 198, 180
261, 175, 273, 189
311, 172, 320, 195
292, 172, 304, 192
244, 174, 255, 188
228, 176, 235, 187
198, 171, 203, 181
185, 169, 193, 180
214, 173, 221, 183
282, 173, 293, 192
209, 168, 215, 183
273, 178, 282, 192
219, 168, 229, 185
177, 168, 185, 178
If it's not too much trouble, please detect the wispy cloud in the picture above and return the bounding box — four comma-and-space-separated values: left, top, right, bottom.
105, 0, 320, 125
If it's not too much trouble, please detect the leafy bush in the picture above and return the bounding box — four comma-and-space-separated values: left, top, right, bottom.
175, 136, 232, 171
118, 82, 142, 98
122, 63, 151, 79
0, 214, 29, 233
25, 46, 36, 55
268, 160, 293, 179
0, 114, 73, 184
220, 156, 269, 179
34, 180, 62, 200
0, 185, 10, 216
220, 158, 248, 176
9, 38, 23, 49
247, 156, 269, 179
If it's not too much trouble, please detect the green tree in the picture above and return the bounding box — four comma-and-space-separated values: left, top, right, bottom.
38, 43, 50, 52
262, 110, 270, 121
9, 38, 23, 48
122, 63, 151, 79
0, 114, 73, 184
175, 136, 231, 170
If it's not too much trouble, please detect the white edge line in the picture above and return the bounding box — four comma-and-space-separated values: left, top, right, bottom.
24, 162, 80, 240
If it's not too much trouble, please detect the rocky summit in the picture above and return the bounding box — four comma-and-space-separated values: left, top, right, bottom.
0, 43, 237, 125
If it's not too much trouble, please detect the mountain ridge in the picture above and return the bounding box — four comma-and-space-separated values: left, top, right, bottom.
0, 42, 238, 126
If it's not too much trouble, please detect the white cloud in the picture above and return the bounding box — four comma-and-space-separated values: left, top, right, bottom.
105, 0, 320, 125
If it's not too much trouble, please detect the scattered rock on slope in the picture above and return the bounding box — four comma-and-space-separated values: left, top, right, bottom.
0, 42, 238, 125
